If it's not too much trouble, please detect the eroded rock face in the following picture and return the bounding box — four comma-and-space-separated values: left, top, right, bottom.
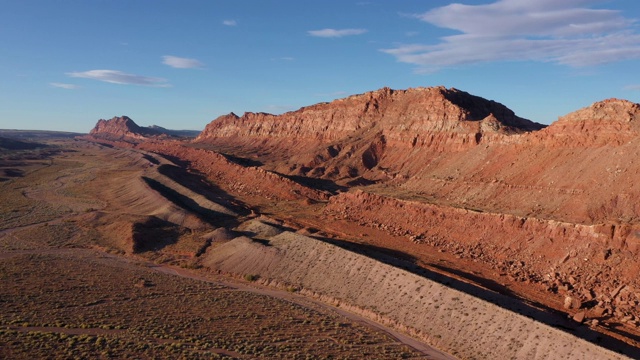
194, 86, 545, 179
90, 116, 156, 141
532, 99, 640, 147
89, 116, 199, 142
196, 87, 542, 143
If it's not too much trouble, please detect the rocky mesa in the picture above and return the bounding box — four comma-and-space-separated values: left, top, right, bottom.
194, 87, 546, 180
89, 116, 199, 142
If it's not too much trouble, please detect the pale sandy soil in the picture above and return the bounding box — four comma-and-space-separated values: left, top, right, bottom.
152, 263, 456, 360
203, 231, 630, 360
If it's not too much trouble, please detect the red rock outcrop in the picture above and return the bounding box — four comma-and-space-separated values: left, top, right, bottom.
532, 98, 640, 147
194, 87, 545, 179
398, 98, 640, 225
197, 87, 542, 143
89, 116, 157, 141
191, 89, 640, 226
89, 116, 198, 142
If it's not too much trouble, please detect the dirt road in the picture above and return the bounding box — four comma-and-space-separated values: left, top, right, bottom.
150, 264, 457, 360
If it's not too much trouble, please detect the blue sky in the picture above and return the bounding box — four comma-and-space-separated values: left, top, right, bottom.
1, 0, 639, 132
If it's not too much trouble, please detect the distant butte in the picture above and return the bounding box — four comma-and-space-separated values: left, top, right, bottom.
89, 116, 199, 142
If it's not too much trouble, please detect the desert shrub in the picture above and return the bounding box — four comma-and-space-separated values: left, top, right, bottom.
244, 274, 258, 282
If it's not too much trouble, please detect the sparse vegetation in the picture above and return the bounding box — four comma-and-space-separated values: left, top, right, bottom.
0, 142, 423, 359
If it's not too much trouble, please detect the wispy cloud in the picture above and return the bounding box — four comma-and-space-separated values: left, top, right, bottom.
223, 19, 237, 26
67, 70, 170, 87
382, 0, 640, 72
308, 28, 368, 38
50, 82, 79, 90
624, 84, 640, 91
162, 55, 204, 69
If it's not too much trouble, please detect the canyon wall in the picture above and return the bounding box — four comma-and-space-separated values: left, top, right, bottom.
196, 86, 542, 145
191, 88, 640, 227
193, 87, 544, 178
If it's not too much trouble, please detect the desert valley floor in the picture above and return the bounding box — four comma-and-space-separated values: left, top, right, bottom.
0, 140, 446, 359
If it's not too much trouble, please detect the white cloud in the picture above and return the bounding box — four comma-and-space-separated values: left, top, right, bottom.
162, 55, 204, 69
50, 82, 79, 89
382, 0, 640, 72
223, 19, 237, 26
624, 84, 640, 91
67, 70, 170, 87
308, 28, 368, 38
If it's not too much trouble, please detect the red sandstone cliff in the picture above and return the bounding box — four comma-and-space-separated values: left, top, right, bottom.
194, 86, 545, 179
532, 98, 640, 147
399, 98, 640, 225
196, 87, 543, 144
192, 88, 640, 226
82, 89, 640, 344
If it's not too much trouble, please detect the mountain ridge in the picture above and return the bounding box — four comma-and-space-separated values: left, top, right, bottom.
192, 86, 547, 179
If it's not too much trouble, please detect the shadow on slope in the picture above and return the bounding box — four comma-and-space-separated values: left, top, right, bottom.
131, 217, 182, 253
278, 174, 348, 194
219, 153, 264, 167
155, 163, 250, 217
141, 176, 239, 228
